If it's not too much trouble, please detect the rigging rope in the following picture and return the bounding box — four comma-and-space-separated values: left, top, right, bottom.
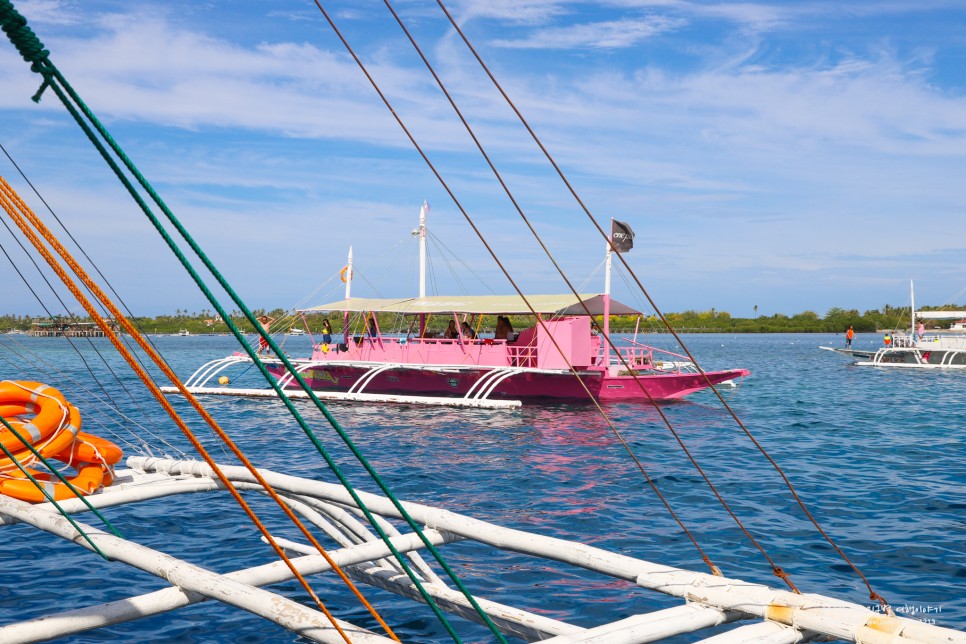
0, 178, 391, 642
433, 0, 889, 608
318, 0, 726, 579
1, 4, 495, 638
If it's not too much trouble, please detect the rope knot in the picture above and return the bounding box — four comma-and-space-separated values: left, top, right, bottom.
0, 0, 51, 66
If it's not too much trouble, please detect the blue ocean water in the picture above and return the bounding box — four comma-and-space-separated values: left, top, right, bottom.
1, 332, 963, 642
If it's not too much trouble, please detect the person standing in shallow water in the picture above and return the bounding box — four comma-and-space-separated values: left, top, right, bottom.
845, 325, 854, 348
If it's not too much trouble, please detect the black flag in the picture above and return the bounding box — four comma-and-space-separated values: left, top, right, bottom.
611, 220, 634, 252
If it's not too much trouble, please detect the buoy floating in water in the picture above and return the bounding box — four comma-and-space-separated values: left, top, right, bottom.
218, 376, 230, 385
0, 380, 122, 503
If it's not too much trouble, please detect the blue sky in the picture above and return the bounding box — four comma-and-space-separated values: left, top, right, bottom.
2, 0, 965, 318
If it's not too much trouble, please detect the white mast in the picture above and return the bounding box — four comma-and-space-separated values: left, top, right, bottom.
910, 279, 916, 340
603, 219, 614, 350
418, 201, 428, 298
345, 246, 353, 300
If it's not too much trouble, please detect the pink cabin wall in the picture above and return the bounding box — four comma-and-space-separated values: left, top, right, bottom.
535, 317, 592, 369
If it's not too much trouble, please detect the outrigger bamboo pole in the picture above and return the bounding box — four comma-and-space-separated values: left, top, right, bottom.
126, 458, 966, 644
0, 495, 393, 643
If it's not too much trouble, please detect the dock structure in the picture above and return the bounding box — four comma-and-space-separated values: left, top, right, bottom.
28, 317, 119, 337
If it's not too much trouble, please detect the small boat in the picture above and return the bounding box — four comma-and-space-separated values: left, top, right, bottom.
183, 209, 749, 406
821, 282, 966, 368
177, 329, 190, 337
287, 327, 306, 336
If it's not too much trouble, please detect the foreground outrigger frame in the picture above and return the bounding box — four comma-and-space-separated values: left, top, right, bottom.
1, 457, 961, 643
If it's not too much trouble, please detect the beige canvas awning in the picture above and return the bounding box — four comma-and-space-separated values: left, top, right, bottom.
301, 293, 641, 316
916, 310, 966, 320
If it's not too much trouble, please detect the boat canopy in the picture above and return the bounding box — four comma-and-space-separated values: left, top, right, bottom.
301, 294, 641, 316
916, 310, 966, 320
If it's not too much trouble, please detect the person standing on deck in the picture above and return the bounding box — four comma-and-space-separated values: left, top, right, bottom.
256, 315, 275, 355
845, 326, 854, 348
884, 333, 892, 347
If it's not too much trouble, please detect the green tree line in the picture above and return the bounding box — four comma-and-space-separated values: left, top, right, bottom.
3, 303, 963, 335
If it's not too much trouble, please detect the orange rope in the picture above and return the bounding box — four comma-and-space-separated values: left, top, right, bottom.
0, 177, 401, 641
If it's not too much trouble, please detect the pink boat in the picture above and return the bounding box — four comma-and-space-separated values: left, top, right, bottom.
179, 209, 748, 406
264, 292, 750, 403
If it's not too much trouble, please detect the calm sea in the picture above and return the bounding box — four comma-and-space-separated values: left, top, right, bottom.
1, 332, 963, 642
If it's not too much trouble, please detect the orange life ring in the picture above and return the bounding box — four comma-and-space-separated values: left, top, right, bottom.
0, 381, 122, 503
340, 265, 351, 283
0, 383, 81, 471
53, 432, 124, 468
0, 381, 73, 451
0, 461, 113, 503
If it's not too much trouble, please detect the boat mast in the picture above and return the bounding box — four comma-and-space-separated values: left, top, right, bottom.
603, 221, 613, 360
910, 279, 915, 340
419, 201, 428, 298
344, 246, 353, 342
418, 202, 428, 337
345, 246, 353, 300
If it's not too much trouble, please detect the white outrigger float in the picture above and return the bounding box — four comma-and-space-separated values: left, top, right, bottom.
2, 457, 963, 644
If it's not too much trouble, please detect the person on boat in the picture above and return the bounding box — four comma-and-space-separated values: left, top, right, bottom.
256, 315, 274, 355
917, 320, 925, 342
845, 325, 854, 348
321, 318, 332, 344
461, 321, 476, 339
443, 320, 459, 339
884, 333, 892, 347
495, 315, 514, 341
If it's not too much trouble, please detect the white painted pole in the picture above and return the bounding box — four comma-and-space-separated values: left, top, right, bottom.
603, 223, 614, 363
344, 246, 353, 344
345, 246, 353, 301
419, 201, 427, 299
910, 279, 916, 341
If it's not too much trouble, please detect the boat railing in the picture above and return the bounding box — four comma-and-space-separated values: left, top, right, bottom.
891, 333, 915, 348
608, 341, 700, 373
609, 345, 653, 368
506, 344, 538, 368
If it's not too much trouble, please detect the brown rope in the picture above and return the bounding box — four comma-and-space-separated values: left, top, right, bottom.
434, 0, 890, 608
312, 0, 727, 576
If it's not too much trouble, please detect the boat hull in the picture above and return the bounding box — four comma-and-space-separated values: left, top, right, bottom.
266, 362, 749, 402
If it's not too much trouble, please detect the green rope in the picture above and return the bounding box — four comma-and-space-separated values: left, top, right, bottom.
0, 416, 121, 557
39, 77, 467, 642
2, 3, 502, 640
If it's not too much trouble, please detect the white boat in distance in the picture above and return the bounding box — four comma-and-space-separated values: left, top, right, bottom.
821, 282, 966, 368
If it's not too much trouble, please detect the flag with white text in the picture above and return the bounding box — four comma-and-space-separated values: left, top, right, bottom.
611, 220, 634, 252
